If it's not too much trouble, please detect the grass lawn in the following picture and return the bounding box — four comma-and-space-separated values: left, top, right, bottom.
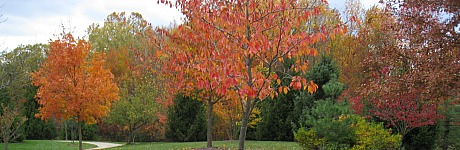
2, 140, 97, 150
108, 140, 302, 150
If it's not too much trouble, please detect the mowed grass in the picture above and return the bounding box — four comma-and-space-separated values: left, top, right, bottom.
2, 140, 97, 150
108, 140, 302, 150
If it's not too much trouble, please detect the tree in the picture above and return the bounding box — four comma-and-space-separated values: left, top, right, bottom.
166, 94, 206, 142
256, 55, 341, 141
438, 98, 460, 149
0, 102, 26, 150
0, 44, 59, 140
0, 10, 28, 150
0, 44, 49, 149
305, 55, 341, 100
370, 89, 438, 138
156, 0, 343, 148
88, 12, 166, 142
105, 76, 159, 144
357, 0, 459, 148
158, 21, 239, 147
87, 12, 155, 82
32, 33, 119, 150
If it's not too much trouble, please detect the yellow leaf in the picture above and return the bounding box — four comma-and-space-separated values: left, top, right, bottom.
283, 86, 289, 94
307, 81, 318, 94
276, 79, 281, 85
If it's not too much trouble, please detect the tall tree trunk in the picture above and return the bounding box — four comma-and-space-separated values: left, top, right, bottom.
78, 121, 83, 150
64, 122, 68, 140
238, 103, 251, 150
71, 122, 74, 143
206, 99, 213, 148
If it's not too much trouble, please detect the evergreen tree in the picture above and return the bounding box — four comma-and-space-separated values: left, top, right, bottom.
256, 55, 342, 141
166, 94, 206, 142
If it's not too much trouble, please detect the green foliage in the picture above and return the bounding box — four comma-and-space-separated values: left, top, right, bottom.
105, 77, 159, 144
305, 55, 341, 100
23, 85, 57, 140
296, 113, 402, 150
166, 94, 206, 142
401, 125, 438, 150
294, 128, 326, 150
436, 99, 460, 149
255, 92, 297, 141
1, 44, 49, 145
322, 79, 345, 99
59, 120, 99, 141
87, 12, 155, 82
24, 118, 57, 140
301, 100, 355, 149
348, 115, 402, 150
256, 55, 342, 141
2, 44, 58, 141
0, 44, 46, 98
82, 124, 99, 141
88, 12, 160, 144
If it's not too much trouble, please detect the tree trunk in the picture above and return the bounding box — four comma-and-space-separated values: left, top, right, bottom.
4, 138, 9, 150
442, 117, 450, 150
71, 122, 74, 143
78, 121, 83, 150
64, 122, 68, 140
206, 100, 213, 148
238, 104, 251, 150
128, 126, 133, 145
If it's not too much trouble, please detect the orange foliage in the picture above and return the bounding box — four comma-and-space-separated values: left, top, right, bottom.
32, 33, 119, 124
154, 0, 343, 147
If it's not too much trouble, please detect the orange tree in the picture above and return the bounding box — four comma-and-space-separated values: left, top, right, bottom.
155, 0, 344, 149
32, 33, 119, 150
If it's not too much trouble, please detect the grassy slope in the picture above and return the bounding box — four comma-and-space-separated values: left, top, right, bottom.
108, 140, 301, 150
2, 140, 97, 150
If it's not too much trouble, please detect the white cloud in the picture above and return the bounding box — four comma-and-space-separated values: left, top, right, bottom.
0, 0, 182, 51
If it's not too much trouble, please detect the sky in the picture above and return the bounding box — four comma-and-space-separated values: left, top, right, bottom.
0, 0, 380, 52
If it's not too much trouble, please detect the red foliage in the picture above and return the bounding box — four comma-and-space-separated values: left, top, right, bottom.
370, 89, 439, 135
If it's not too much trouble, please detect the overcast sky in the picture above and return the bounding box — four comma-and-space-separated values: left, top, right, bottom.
0, 0, 380, 52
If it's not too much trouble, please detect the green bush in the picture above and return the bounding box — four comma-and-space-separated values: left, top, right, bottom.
345, 114, 401, 150
295, 100, 401, 150
298, 100, 355, 149
294, 128, 326, 150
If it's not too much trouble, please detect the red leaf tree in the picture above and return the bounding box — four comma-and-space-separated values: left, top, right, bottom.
155, 0, 342, 149
357, 0, 459, 143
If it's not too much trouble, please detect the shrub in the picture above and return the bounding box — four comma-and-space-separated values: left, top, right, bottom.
294, 128, 326, 150
344, 114, 402, 150
295, 103, 402, 150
